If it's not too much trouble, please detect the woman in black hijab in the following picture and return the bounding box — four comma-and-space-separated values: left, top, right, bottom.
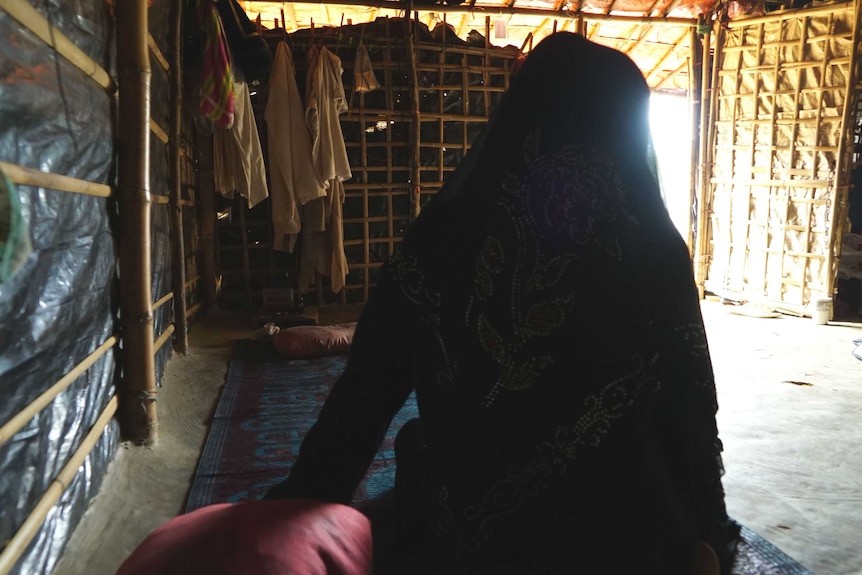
265, 32, 739, 574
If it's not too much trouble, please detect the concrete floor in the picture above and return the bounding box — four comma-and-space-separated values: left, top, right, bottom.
50, 301, 862, 575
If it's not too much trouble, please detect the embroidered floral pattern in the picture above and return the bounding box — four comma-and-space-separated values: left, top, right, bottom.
466, 142, 638, 407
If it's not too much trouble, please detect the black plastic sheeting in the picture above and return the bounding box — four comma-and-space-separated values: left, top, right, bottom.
150, 32, 173, 382
0, 3, 118, 574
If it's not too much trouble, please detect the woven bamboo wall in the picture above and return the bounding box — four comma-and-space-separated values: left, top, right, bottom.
703, 2, 861, 313
215, 20, 519, 310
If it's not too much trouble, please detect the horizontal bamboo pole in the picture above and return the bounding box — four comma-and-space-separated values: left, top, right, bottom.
713, 115, 842, 123
151, 195, 170, 204
0, 336, 118, 446
0, 161, 112, 197
184, 276, 201, 289
710, 178, 832, 187
154, 324, 176, 354
153, 291, 174, 312
147, 33, 169, 72
0, 395, 117, 575
413, 41, 522, 55
150, 119, 169, 144
344, 237, 407, 246
185, 302, 203, 318
342, 182, 415, 190
726, 1, 853, 27
0, 0, 114, 91
254, 1, 697, 25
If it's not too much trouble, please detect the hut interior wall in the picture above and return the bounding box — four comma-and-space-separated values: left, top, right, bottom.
215, 20, 519, 310
0, 0, 202, 572
704, 2, 860, 313
0, 3, 118, 574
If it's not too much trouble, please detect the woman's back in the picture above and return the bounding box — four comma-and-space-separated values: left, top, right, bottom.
266, 32, 739, 574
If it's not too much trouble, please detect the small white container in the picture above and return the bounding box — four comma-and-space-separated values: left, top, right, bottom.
812, 298, 832, 325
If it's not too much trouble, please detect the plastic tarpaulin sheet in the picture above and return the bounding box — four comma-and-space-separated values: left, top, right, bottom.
0, 2, 118, 574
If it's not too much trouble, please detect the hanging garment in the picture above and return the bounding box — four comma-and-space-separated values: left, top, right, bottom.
265, 42, 325, 253
297, 179, 348, 294
213, 81, 268, 208
353, 43, 380, 93
297, 46, 352, 293
306, 47, 352, 186
197, 0, 234, 128
0, 167, 31, 282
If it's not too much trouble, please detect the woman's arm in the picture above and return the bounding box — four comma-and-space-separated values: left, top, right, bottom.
264, 278, 414, 504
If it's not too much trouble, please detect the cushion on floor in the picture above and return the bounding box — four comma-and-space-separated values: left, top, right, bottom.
273, 323, 356, 359
115, 499, 372, 575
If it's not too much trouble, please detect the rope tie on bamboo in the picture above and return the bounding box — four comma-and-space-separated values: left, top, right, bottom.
138, 390, 158, 414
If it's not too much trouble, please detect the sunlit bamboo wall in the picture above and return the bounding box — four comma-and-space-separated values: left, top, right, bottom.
702, 1, 862, 314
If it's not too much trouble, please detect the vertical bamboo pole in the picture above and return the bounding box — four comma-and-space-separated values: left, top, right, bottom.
405, 4, 422, 219
693, 20, 713, 296
116, 0, 157, 445
237, 196, 253, 306
687, 25, 702, 255
169, 0, 188, 354
197, 130, 218, 307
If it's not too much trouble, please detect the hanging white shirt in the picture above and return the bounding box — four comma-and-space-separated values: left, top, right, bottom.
213, 80, 269, 209
306, 47, 352, 185
265, 42, 325, 252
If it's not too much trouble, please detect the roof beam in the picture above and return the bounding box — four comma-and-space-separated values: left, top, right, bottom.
245, 0, 698, 26
652, 58, 688, 91
643, 27, 689, 83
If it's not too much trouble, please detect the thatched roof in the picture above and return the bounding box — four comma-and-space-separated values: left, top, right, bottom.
243, 0, 782, 93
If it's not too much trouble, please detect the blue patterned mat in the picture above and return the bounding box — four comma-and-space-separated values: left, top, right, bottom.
187, 339, 813, 574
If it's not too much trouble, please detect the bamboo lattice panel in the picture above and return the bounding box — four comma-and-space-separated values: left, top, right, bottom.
705, 3, 860, 312
215, 22, 518, 309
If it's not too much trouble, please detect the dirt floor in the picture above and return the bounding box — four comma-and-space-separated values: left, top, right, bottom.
51, 301, 862, 575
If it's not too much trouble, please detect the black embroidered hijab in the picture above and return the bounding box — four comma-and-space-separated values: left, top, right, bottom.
267, 32, 738, 574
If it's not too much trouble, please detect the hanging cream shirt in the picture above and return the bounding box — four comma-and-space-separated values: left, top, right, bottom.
265, 42, 325, 252
298, 46, 351, 294
305, 47, 352, 185
298, 179, 348, 295
213, 81, 269, 209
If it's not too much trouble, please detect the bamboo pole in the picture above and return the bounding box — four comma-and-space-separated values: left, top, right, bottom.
247, 0, 699, 25
686, 25, 700, 253
169, 0, 188, 354
0, 161, 112, 197
197, 129, 218, 308
147, 33, 169, 72
826, 0, 861, 299
405, 5, 422, 219
116, 0, 157, 445
154, 324, 176, 354
0, 336, 118, 446
0, 395, 117, 575
185, 301, 204, 318
0, 0, 114, 91
152, 291, 174, 312
150, 119, 170, 145
693, 20, 714, 294
237, 197, 253, 306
